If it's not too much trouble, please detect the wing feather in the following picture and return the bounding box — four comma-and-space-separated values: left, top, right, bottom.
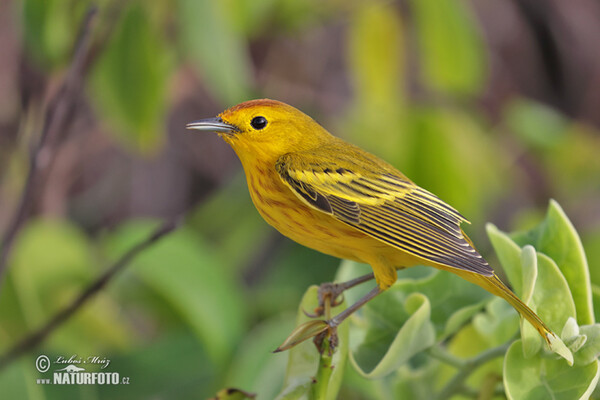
276, 149, 493, 277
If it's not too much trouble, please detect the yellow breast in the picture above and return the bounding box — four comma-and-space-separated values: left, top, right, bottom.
241, 159, 374, 262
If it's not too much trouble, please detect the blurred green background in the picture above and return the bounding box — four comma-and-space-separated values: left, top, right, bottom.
0, 0, 599, 398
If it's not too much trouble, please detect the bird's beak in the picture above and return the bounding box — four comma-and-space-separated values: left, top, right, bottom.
186, 117, 240, 134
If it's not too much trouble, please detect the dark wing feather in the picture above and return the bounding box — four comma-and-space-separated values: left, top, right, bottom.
276, 150, 493, 277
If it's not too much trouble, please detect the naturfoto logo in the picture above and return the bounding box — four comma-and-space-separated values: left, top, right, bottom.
35, 354, 130, 386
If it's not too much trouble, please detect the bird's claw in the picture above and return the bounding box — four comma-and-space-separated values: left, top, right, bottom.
312, 282, 346, 317
302, 307, 322, 319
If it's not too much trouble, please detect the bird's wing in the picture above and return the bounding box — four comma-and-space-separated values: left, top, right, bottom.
276, 149, 493, 276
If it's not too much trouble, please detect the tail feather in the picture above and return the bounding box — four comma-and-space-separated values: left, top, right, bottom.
464, 272, 553, 344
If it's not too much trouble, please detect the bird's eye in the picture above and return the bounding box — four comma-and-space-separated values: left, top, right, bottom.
250, 116, 268, 130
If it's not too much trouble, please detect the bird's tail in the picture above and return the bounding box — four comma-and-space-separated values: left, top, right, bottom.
465, 272, 554, 345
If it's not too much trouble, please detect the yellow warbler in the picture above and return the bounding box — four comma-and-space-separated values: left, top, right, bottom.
187, 99, 571, 361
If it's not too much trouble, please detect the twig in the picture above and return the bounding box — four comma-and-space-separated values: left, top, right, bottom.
0, 6, 98, 287
433, 341, 511, 400
0, 220, 177, 372
428, 344, 467, 369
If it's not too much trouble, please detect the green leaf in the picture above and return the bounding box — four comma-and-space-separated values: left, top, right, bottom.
512, 200, 594, 325
520, 245, 537, 305
486, 223, 524, 295
573, 324, 600, 367
178, 0, 253, 105
350, 291, 435, 379
104, 220, 245, 364
275, 286, 348, 400
524, 251, 576, 358
275, 320, 329, 353
504, 340, 599, 400
411, 0, 485, 95
90, 4, 172, 154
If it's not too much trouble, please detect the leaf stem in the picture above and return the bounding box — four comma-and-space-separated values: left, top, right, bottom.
428, 345, 466, 369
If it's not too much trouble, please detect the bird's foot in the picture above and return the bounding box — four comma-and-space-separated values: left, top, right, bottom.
303, 282, 346, 318
303, 273, 375, 318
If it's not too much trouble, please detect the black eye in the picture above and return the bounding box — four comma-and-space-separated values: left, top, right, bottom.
250, 116, 267, 130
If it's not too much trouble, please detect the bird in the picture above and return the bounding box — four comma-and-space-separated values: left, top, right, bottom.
187, 99, 570, 361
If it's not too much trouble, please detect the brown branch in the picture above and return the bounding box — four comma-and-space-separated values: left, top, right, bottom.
0, 219, 178, 372
0, 6, 98, 286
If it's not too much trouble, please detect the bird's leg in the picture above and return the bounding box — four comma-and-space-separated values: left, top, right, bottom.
305, 273, 375, 318
314, 286, 383, 353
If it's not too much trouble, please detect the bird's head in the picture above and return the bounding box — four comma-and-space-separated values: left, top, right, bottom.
186, 99, 333, 163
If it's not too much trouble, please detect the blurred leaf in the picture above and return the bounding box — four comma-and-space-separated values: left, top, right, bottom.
96, 330, 218, 400
547, 124, 600, 196
272, 0, 332, 31
9, 218, 93, 325
404, 109, 501, 220
583, 231, 600, 294
105, 220, 245, 364
189, 174, 272, 273
512, 200, 594, 325
22, 0, 89, 68
178, 0, 252, 105
504, 98, 568, 149
411, 0, 485, 95
504, 340, 599, 400
275, 286, 348, 400
345, 2, 405, 161
438, 323, 505, 396
255, 241, 339, 318
223, 0, 277, 37
5, 218, 131, 354
392, 362, 440, 400
225, 314, 295, 400
347, 3, 404, 112
90, 4, 172, 154
0, 361, 43, 400
472, 298, 520, 347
